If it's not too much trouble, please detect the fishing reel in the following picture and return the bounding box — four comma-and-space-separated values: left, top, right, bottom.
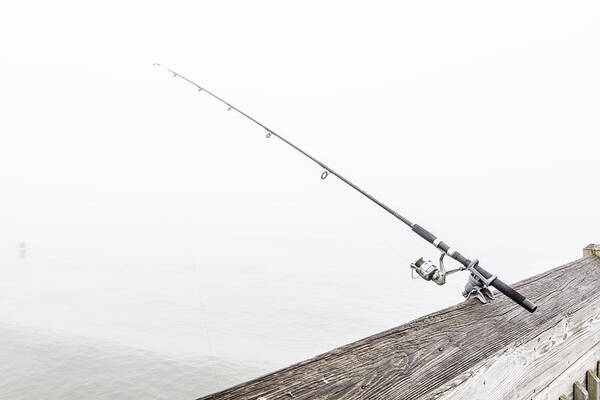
411, 253, 461, 285
411, 254, 495, 303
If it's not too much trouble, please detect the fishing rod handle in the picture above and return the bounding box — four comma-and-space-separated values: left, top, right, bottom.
411, 224, 537, 313
472, 264, 537, 313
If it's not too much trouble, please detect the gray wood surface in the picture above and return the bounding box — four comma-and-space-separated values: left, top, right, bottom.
586, 370, 600, 400
198, 256, 600, 400
575, 382, 589, 400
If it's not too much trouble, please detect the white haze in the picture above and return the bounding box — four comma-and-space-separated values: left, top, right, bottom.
0, 0, 599, 398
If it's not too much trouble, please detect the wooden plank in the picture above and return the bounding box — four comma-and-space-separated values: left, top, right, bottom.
439, 297, 600, 400
531, 341, 600, 400
575, 381, 589, 400
587, 370, 600, 400
198, 256, 600, 400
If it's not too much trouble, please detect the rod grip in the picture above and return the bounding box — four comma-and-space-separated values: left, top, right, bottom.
474, 265, 537, 313
411, 224, 436, 244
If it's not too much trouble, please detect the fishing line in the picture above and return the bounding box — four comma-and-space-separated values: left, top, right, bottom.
183, 219, 221, 387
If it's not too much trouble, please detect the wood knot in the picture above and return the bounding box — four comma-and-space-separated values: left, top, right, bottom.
391, 352, 408, 368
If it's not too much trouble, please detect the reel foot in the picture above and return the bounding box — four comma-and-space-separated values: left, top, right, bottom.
463, 272, 495, 304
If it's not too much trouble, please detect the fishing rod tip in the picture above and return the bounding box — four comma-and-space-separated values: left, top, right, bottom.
153, 63, 162, 67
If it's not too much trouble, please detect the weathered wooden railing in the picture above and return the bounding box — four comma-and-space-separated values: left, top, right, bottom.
199, 249, 600, 400
561, 363, 600, 400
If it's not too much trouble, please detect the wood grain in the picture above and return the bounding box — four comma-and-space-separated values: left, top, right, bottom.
545, 362, 600, 400
532, 341, 600, 400
198, 256, 600, 400
438, 278, 600, 400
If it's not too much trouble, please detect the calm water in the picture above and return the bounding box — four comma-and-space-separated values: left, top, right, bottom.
0, 323, 267, 399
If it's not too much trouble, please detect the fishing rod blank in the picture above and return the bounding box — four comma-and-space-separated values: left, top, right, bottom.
154, 64, 537, 313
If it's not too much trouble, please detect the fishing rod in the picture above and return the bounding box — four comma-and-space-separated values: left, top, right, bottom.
154, 63, 537, 313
